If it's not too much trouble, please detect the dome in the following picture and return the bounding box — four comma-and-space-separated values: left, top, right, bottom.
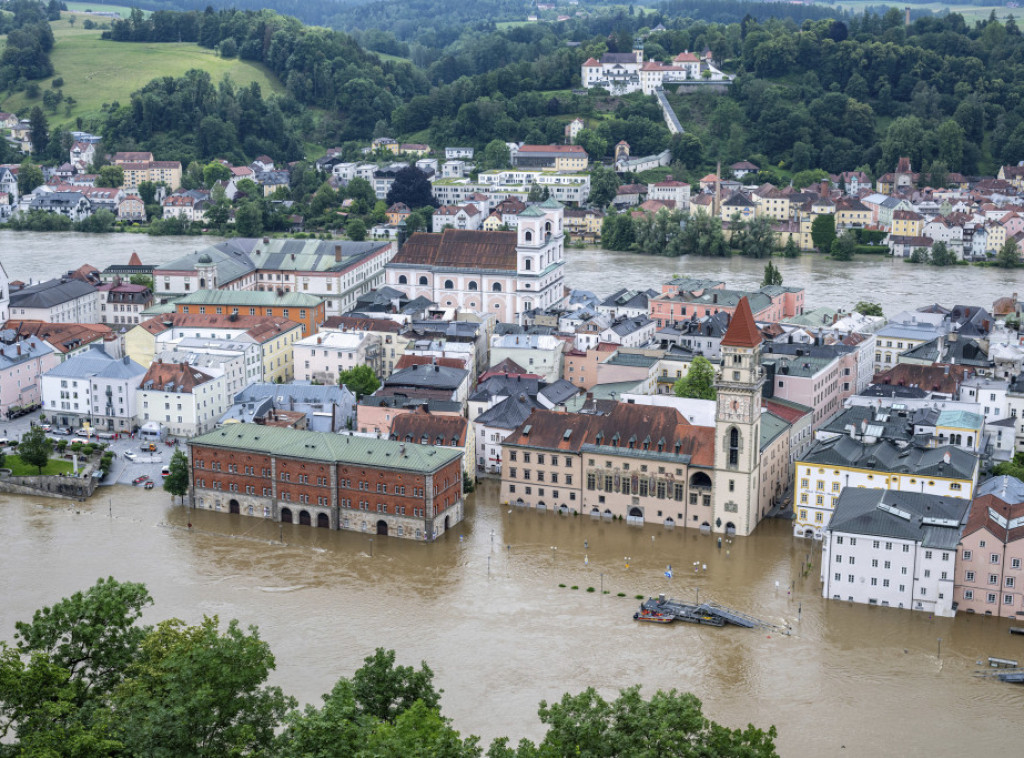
197, 253, 213, 264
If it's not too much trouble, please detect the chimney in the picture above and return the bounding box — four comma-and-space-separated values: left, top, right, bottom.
335, 244, 342, 263
905, 6, 911, 25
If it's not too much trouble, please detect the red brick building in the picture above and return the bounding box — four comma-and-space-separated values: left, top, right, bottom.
188, 424, 464, 540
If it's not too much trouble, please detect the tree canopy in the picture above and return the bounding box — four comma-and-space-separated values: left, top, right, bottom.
673, 356, 717, 400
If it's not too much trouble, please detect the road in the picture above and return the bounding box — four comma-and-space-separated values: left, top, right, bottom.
1, 415, 177, 488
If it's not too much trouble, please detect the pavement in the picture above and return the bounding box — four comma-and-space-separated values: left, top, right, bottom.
2, 414, 179, 488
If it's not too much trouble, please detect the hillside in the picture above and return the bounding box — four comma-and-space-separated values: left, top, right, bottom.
0, 19, 284, 127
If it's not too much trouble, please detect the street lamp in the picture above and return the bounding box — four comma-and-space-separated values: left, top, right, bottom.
369, 537, 374, 557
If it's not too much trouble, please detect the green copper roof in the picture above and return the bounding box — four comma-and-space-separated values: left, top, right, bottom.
518, 205, 546, 217
190, 424, 462, 473
176, 290, 322, 308
539, 198, 564, 209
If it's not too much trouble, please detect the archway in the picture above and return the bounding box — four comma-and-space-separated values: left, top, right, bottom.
228, 499, 239, 514
664, 517, 675, 528
444, 515, 450, 530
590, 507, 601, 517
536, 500, 546, 510
689, 471, 712, 488
376, 519, 388, 536
804, 528, 815, 539
725, 522, 737, 535
280, 507, 293, 523
299, 510, 311, 526
317, 513, 330, 528
603, 509, 613, 519
627, 506, 644, 525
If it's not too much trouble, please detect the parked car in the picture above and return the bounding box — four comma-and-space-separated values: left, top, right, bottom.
144, 481, 155, 490
70, 438, 90, 446
96, 432, 117, 440
132, 475, 150, 486
0, 438, 10, 447
40, 424, 52, 432
123, 451, 137, 462
53, 427, 72, 435
161, 466, 170, 478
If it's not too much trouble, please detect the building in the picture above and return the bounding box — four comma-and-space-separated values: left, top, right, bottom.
136, 361, 224, 437
8, 278, 100, 324
41, 344, 147, 431
511, 145, 588, 172
188, 424, 464, 540
221, 382, 355, 433
0, 334, 59, 418
119, 160, 183, 190
793, 437, 980, 539
385, 200, 567, 323
174, 290, 324, 338
390, 405, 472, 479
475, 394, 540, 474
98, 283, 152, 327
955, 475, 1024, 617
489, 333, 565, 383
294, 330, 382, 384
821, 488, 969, 616
581, 51, 642, 93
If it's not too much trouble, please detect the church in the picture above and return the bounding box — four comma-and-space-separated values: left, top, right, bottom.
384, 199, 567, 323
497, 298, 782, 536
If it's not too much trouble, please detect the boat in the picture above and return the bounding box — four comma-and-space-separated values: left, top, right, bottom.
133, 476, 150, 486
633, 606, 675, 624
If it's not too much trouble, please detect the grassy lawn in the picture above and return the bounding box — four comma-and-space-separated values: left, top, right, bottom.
0, 25, 284, 126
374, 51, 411, 64
3, 454, 75, 476
833, 1, 1011, 21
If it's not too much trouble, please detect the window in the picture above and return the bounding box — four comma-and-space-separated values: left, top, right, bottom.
966, 571, 975, 582
836, 536, 844, 544
871, 559, 878, 568
885, 542, 892, 550
1013, 558, 1022, 569
848, 575, 854, 583
925, 551, 932, 560
990, 574, 999, 585
871, 578, 877, 586
443, 279, 454, 289
883, 579, 890, 588
963, 550, 972, 561
1007, 577, 1016, 589
873, 540, 880, 549
884, 561, 891, 569
419, 276, 428, 286
992, 554, 1000, 564
902, 544, 909, 553
1006, 595, 1015, 606
492, 282, 502, 292
964, 589, 974, 600
728, 428, 739, 466
988, 593, 997, 604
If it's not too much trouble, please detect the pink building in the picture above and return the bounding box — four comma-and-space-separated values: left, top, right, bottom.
955, 476, 1024, 618
762, 351, 848, 430
0, 336, 59, 416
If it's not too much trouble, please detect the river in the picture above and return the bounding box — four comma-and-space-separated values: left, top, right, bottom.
2, 231, 1021, 315
3, 232, 1024, 754
3, 482, 1023, 756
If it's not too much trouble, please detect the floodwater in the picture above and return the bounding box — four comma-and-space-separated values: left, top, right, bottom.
3, 481, 1023, 756
1, 231, 1021, 315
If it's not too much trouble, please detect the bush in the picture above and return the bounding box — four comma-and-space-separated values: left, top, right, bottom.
586, 587, 595, 593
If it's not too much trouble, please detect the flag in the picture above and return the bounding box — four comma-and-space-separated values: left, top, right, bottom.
664, 565, 673, 579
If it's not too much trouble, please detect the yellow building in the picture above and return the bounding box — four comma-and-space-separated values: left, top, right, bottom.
563, 208, 603, 243
120, 161, 183, 190
482, 212, 504, 231
254, 320, 303, 383
753, 187, 791, 221
793, 438, 979, 538
987, 222, 1007, 253
891, 209, 924, 238
834, 197, 871, 229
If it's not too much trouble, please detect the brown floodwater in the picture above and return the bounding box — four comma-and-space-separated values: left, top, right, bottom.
3, 481, 1023, 756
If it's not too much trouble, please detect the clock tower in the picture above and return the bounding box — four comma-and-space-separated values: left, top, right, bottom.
712, 296, 763, 536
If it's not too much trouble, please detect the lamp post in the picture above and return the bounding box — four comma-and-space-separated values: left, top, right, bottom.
369, 537, 374, 557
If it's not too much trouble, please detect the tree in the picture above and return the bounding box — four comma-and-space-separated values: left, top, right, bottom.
810, 214, 836, 252
781, 236, 800, 258
527, 183, 548, 202
854, 301, 884, 317
129, 274, 154, 290
574, 129, 607, 161
480, 139, 510, 171
830, 230, 857, 261
736, 216, 776, 258
505, 686, 777, 757
589, 165, 619, 208
997, 238, 1021, 269
673, 356, 717, 400
346, 218, 367, 241
338, 364, 380, 398
28, 105, 48, 155
352, 648, 441, 724
601, 213, 635, 252
203, 160, 232, 187
112, 617, 294, 756
17, 161, 44, 195
385, 166, 435, 209
17, 424, 51, 474
136, 180, 158, 206
762, 260, 782, 287
95, 165, 124, 188
929, 242, 956, 266
163, 449, 189, 503
235, 200, 263, 236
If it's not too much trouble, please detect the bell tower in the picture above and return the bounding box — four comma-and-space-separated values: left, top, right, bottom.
712, 296, 763, 536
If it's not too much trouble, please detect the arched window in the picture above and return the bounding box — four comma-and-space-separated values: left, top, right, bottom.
418, 276, 428, 286
545, 221, 552, 233
398, 275, 408, 284
492, 282, 502, 292
524, 230, 533, 242
468, 281, 478, 291
444, 279, 454, 289
524, 258, 532, 271
729, 428, 740, 466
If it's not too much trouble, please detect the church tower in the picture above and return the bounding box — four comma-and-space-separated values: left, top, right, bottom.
712, 296, 763, 536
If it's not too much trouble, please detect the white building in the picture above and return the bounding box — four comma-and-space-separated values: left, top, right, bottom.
136, 361, 226, 437
156, 343, 249, 406
433, 204, 483, 232
821, 488, 969, 616
0, 261, 9, 323
293, 331, 382, 384
489, 334, 565, 384
8, 278, 100, 324
386, 200, 567, 323
474, 394, 538, 474
41, 344, 146, 431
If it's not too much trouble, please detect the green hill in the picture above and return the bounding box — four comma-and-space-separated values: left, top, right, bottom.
0, 19, 284, 127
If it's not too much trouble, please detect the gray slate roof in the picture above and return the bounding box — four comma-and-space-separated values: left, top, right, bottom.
476, 394, 541, 429
234, 381, 354, 405
384, 364, 468, 390
977, 475, 1024, 503
827, 488, 970, 549
44, 344, 146, 380
10, 278, 96, 309
800, 435, 978, 480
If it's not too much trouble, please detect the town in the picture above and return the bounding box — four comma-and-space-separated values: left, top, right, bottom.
2, 157, 1024, 618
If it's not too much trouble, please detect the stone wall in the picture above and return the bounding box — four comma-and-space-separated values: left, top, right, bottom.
0, 471, 97, 501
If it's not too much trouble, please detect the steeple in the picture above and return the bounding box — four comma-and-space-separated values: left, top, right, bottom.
721, 296, 761, 348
